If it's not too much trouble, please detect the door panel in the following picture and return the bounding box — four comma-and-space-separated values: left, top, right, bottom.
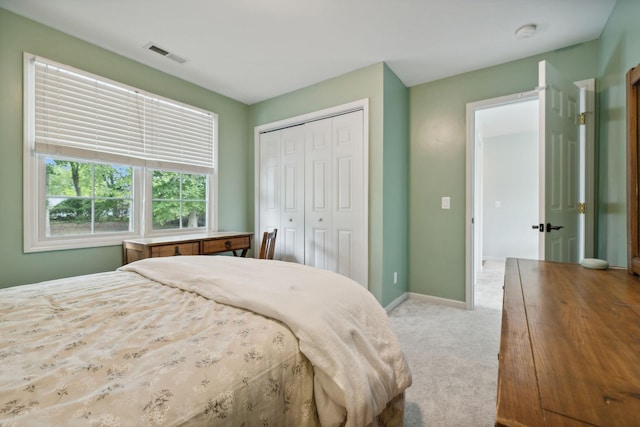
539, 60, 580, 263
280, 126, 305, 262
549, 131, 562, 211
312, 162, 329, 210
337, 229, 353, 278
337, 157, 353, 210
311, 228, 329, 270
305, 118, 333, 271
259, 131, 281, 254
332, 111, 365, 285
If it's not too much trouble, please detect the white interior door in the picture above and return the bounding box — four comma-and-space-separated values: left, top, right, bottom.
258, 130, 281, 257
305, 118, 334, 271
304, 111, 365, 285
538, 60, 580, 262
280, 125, 305, 263
256, 100, 368, 287
332, 110, 365, 284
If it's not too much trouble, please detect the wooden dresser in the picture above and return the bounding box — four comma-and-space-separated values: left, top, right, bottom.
122, 231, 253, 264
496, 258, 640, 426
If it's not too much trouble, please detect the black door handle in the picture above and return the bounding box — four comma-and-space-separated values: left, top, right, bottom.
546, 223, 564, 232
532, 224, 544, 232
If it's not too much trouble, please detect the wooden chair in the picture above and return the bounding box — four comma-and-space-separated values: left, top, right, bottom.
258, 229, 277, 259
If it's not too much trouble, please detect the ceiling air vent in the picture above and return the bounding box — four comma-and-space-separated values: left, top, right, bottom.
144, 42, 187, 64
166, 53, 187, 64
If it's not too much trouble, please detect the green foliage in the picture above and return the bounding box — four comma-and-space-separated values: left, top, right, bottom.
152, 170, 206, 228
45, 159, 207, 231
46, 159, 132, 225
46, 159, 131, 198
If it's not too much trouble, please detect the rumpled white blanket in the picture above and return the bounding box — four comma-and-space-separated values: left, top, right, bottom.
120, 256, 411, 427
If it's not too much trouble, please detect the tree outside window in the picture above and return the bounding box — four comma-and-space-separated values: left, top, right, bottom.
151, 170, 207, 230
45, 158, 133, 236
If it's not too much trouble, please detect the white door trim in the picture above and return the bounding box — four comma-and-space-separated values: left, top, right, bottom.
575, 78, 596, 258
254, 99, 369, 134
465, 90, 539, 310
465, 80, 595, 309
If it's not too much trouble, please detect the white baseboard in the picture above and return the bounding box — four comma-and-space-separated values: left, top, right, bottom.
384, 292, 467, 312
407, 292, 467, 309
482, 256, 506, 261
384, 293, 408, 313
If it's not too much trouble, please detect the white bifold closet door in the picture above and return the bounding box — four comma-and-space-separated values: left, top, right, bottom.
280, 125, 306, 263
258, 110, 366, 286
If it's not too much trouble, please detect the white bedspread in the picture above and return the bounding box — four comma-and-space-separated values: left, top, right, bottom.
120, 256, 411, 427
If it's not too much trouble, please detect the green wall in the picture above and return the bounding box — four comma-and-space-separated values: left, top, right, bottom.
406, 0, 640, 302
382, 65, 409, 305
4, 1, 639, 307
408, 41, 600, 301
0, 9, 250, 288
597, 0, 640, 267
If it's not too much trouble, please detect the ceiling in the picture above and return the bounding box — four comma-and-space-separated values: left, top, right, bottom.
0, 0, 616, 105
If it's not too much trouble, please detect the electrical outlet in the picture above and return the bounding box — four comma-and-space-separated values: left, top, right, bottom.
393, 272, 398, 285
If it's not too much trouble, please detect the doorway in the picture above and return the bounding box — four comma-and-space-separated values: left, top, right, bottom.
477, 98, 540, 262
465, 79, 595, 309
466, 92, 539, 311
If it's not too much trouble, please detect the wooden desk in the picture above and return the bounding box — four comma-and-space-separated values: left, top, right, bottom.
496, 258, 640, 426
122, 231, 253, 264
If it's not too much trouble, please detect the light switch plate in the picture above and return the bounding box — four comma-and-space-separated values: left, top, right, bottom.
441, 196, 451, 209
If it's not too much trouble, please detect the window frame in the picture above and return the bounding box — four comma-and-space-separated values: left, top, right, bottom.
143, 168, 214, 237
23, 53, 218, 253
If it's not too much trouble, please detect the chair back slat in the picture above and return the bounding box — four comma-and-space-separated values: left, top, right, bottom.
258, 229, 277, 259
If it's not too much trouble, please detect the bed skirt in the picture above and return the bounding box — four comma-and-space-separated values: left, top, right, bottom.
371, 392, 405, 427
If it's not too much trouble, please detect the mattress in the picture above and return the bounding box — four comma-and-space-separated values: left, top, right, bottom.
0, 256, 411, 426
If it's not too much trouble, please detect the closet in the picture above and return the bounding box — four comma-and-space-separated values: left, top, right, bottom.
257, 108, 367, 287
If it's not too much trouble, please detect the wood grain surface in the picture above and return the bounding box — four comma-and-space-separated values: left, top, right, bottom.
496, 259, 640, 426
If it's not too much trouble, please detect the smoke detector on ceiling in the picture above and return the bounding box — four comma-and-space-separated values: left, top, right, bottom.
515, 24, 537, 39
144, 42, 187, 64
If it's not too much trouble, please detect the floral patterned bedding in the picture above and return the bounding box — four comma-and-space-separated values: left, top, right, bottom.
0, 270, 317, 426
0, 257, 410, 427
121, 256, 411, 427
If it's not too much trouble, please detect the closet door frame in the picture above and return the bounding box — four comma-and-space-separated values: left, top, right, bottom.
254, 99, 369, 284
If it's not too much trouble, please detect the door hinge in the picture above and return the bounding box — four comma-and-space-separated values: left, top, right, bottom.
579, 112, 586, 125
579, 202, 586, 214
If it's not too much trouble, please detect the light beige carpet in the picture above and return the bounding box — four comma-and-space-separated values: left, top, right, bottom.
389, 258, 504, 426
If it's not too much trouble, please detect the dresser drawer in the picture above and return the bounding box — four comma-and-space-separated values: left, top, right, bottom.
150, 242, 199, 257
202, 236, 251, 254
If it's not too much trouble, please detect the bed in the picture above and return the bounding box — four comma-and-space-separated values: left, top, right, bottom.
0, 256, 411, 426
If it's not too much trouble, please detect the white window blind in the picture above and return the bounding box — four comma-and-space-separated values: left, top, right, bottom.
33, 57, 215, 174
144, 96, 214, 172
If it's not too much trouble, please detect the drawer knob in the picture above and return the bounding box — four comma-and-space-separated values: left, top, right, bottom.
225, 240, 232, 249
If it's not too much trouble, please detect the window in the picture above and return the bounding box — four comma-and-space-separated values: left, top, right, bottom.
46, 158, 133, 236
151, 170, 207, 230
24, 54, 218, 252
